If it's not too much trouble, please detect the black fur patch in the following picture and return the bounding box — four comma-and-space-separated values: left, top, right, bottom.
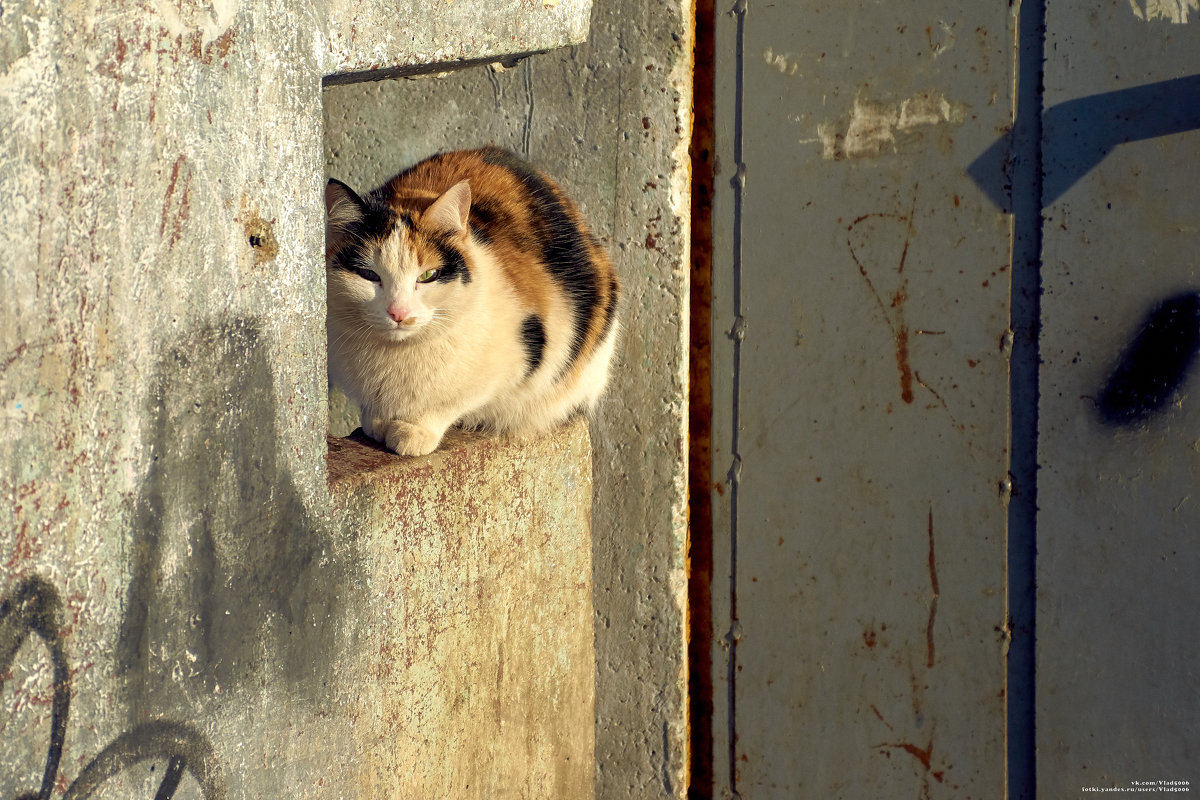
429, 234, 471, 284
361, 194, 398, 240
468, 198, 504, 245
331, 247, 371, 274
480, 148, 600, 368
520, 314, 547, 377
599, 273, 619, 341
328, 185, 398, 273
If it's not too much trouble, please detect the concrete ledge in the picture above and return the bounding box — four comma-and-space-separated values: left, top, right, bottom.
326, 419, 595, 798
319, 0, 593, 81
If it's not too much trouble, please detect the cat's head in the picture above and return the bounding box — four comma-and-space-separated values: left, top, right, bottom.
324, 178, 473, 343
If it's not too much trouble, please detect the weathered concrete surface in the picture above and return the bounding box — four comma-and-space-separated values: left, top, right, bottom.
1, 1, 596, 797
328, 422, 594, 799
322, 0, 592, 83
323, 0, 694, 794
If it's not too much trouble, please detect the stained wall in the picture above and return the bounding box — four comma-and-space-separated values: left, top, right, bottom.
322, 1, 694, 795
0, 1, 600, 797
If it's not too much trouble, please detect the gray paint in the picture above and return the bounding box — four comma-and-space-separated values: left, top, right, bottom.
323, 1, 693, 794
710, 2, 1012, 796
1, 1, 601, 797
708, 0, 1200, 797
1039, 2, 1200, 794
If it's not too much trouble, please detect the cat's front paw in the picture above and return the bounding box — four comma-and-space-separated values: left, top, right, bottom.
382, 420, 443, 457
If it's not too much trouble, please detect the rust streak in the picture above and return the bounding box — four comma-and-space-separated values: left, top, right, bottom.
897, 184, 918, 274
926, 506, 939, 668
846, 234, 895, 329
877, 738, 945, 784
914, 370, 947, 410
913, 369, 960, 427
896, 326, 914, 404
159, 155, 185, 238
869, 704, 894, 732
687, 0, 717, 791
847, 202, 921, 403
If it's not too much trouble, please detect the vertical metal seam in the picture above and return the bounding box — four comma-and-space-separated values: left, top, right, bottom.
726, 0, 747, 795
1008, 0, 1044, 797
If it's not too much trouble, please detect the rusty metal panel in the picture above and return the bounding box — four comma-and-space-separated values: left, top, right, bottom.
710, 2, 1014, 796
1038, 3, 1200, 795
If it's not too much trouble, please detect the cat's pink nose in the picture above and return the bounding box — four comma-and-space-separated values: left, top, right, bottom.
387, 304, 410, 324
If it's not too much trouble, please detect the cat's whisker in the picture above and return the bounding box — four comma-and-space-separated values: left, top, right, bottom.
422, 311, 453, 335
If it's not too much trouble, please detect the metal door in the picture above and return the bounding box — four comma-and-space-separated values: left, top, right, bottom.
706, 1, 1200, 796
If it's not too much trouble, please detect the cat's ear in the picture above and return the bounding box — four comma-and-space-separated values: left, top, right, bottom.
424, 180, 471, 235
325, 179, 364, 232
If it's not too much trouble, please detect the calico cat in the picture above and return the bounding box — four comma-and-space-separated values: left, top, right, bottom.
324, 147, 620, 456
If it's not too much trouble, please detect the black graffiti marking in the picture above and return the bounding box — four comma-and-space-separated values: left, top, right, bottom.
1, 577, 226, 800
63, 721, 225, 800
156, 758, 187, 800
1097, 292, 1200, 425
0, 576, 70, 800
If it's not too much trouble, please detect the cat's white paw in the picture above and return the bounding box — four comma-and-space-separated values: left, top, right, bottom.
383, 420, 443, 456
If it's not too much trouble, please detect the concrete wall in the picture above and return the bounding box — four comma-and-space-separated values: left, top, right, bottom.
1, 1, 602, 797
323, 2, 694, 795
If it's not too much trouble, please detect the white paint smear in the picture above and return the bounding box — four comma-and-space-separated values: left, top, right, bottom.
150, 0, 240, 44
763, 47, 799, 76
817, 90, 966, 160
928, 21, 956, 57
1129, 0, 1197, 22
203, 0, 240, 45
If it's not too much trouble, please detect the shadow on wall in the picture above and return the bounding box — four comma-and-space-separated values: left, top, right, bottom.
968, 74, 1200, 212
119, 320, 348, 711
2, 320, 350, 798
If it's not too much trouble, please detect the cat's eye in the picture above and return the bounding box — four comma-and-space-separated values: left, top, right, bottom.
354, 266, 382, 283
417, 268, 441, 283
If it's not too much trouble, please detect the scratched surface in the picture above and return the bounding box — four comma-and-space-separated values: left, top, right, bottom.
709, 2, 1012, 796
1038, 2, 1200, 795
0, 1, 595, 797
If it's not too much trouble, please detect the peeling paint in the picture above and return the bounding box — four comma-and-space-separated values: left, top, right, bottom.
150, 0, 239, 45
762, 46, 798, 76
817, 90, 968, 160
1129, 0, 1197, 22
925, 20, 955, 57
